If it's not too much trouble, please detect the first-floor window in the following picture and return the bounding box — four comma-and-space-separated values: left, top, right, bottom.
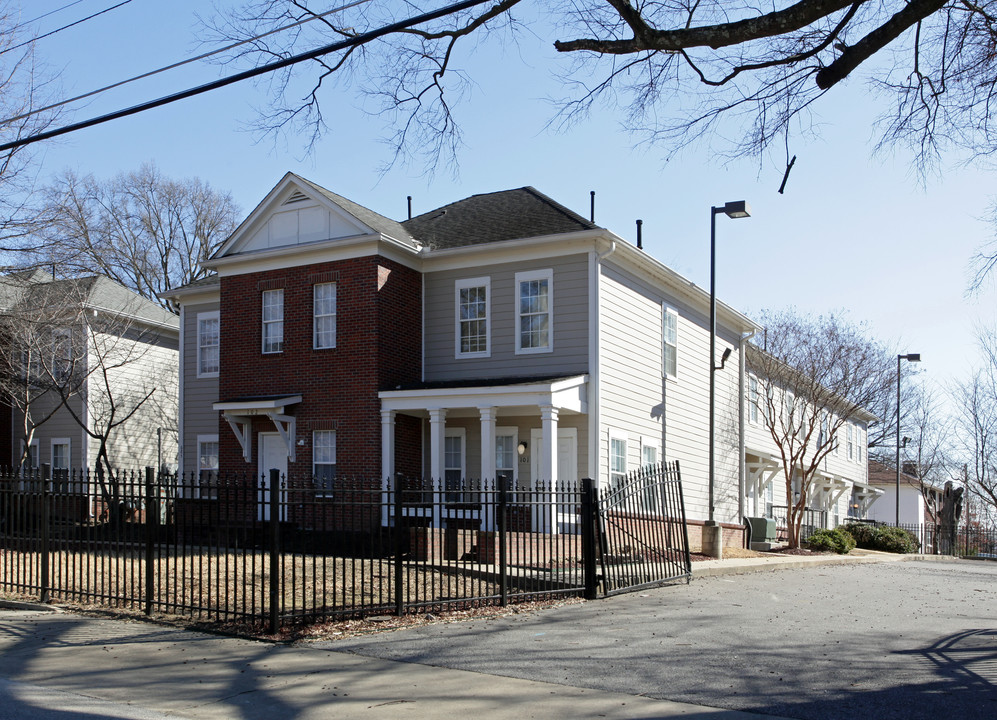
765, 481, 775, 518
641, 443, 659, 511
444, 430, 465, 501
197, 436, 219, 499
312, 430, 337, 495
52, 439, 71, 493
22, 439, 39, 471
610, 435, 627, 492
495, 429, 517, 484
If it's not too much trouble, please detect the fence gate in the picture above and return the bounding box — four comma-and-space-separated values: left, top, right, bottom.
597, 460, 691, 596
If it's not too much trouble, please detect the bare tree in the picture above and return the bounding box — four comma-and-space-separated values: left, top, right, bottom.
200, 1, 997, 176
747, 310, 893, 547
955, 330, 997, 525
30, 164, 239, 311
899, 385, 953, 524
0, 5, 62, 252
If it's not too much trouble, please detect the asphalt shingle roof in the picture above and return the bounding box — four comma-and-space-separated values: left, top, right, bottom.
401, 187, 599, 250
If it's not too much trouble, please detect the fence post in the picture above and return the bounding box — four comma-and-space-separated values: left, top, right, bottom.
144, 466, 156, 616
581, 477, 598, 600
40, 463, 51, 604
498, 475, 508, 607
269, 468, 280, 635
394, 474, 404, 617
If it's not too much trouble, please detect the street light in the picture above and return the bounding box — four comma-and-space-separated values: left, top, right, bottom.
896, 353, 920, 525
709, 201, 751, 533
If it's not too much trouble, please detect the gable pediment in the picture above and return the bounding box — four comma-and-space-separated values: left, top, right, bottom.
214, 174, 379, 259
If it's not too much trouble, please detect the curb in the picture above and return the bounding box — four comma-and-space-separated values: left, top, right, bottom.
691, 552, 959, 578
0, 599, 61, 612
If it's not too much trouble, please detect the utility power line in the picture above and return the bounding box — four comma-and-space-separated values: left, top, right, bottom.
10, 0, 88, 34
2, 0, 370, 126
1, 0, 135, 57
0, 0, 492, 154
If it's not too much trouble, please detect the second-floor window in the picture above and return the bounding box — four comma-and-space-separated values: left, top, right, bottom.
847, 424, 854, 460
749, 376, 759, 423
662, 306, 678, 378
262, 289, 284, 353
456, 277, 490, 357
52, 328, 72, 381
313, 283, 337, 349
515, 269, 552, 354
197, 312, 219, 376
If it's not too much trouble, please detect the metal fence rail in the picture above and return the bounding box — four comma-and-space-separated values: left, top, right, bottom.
2, 464, 689, 631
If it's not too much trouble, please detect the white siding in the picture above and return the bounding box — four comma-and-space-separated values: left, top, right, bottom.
598, 262, 741, 524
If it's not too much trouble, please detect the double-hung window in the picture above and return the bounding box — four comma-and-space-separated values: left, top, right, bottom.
847, 424, 854, 461
455, 277, 490, 357
515, 269, 552, 354
609, 434, 627, 492
312, 430, 337, 495
444, 429, 465, 501
262, 289, 284, 353
52, 438, 71, 493
52, 328, 72, 381
495, 428, 517, 483
313, 283, 337, 349
197, 311, 219, 377
748, 376, 759, 423
662, 306, 678, 378
641, 442, 659, 512
197, 435, 219, 499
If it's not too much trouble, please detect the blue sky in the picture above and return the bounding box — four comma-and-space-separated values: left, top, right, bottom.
17, 0, 997, 397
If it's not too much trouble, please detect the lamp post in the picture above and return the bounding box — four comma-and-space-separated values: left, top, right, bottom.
708, 201, 751, 535
896, 353, 920, 525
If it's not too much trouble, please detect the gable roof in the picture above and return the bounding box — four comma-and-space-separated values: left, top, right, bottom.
294, 176, 416, 246
402, 187, 598, 250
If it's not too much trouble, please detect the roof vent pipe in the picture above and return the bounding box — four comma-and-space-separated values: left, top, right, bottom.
636, 219, 643, 249
590, 191, 595, 223
407, 196, 412, 220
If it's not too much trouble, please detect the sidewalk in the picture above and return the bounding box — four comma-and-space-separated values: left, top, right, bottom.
0, 551, 946, 720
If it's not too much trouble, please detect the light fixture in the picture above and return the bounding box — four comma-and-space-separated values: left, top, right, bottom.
721, 200, 751, 219
517, 441, 528, 456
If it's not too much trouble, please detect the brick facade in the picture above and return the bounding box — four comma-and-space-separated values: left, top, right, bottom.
217, 255, 422, 481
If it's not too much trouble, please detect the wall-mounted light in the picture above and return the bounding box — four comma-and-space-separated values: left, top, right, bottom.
297, 438, 305, 446
517, 441, 528, 456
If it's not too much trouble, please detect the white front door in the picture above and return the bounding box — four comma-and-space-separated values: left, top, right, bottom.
258, 432, 288, 521
530, 427, 577, 487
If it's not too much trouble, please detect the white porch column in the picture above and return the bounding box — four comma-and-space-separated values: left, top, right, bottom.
479, 406, 496, 482
380, 409, 395, 527
479, 406, 497, 532
539, 404, 559, 534
429, 408, 447, 528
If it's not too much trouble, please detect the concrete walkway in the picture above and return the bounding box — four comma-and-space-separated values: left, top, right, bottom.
0, 551, 943, 720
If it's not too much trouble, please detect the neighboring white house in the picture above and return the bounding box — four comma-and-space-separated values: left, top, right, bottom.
0, 270, 179, 475
864, 459, 936, 527
164, 173, 882, 550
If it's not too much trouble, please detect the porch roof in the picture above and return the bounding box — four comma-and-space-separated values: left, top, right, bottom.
213, 395, 302, 414
379, 374, 588, 415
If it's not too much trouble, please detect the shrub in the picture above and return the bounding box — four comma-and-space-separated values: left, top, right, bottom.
804, 527, 856, 554
873, 526, 919, 554
841, 522, 919, 554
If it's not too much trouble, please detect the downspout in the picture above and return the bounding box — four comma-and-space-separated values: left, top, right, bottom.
589, 239, 617, 485
738, 328, 756, 527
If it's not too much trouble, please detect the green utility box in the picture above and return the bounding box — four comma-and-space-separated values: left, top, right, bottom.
745, 516, 777, 549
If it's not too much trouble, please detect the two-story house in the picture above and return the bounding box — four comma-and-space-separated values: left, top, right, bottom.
165, 173, 875, 550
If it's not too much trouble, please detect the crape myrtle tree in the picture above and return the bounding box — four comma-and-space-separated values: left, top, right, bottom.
0, 272, 89, 473
202, 1, 997, 178
31, 164, 239, 313
746, 310, 893, 548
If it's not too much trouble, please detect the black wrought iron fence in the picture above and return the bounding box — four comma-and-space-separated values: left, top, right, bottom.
770, 505, 828, 542
1, 464, 691, 632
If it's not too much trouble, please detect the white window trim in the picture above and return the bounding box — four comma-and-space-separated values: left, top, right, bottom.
196, 434, 219, 499
261, 289, 284, 354
313, 282, 337, 350
514, 268, 553, 355
444, 428, 466, 478
609, 431, 627, 490
21, 439, 39, 469
455, 276, 491, 359
312, 430, 337, 495
495, 425, 518, 484
662, 305, 678, 379
748, 375, 759, 424
51, 438, 71, 468
196, 311, 220, 378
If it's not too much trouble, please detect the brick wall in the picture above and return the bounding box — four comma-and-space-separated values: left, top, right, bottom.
217, 255, 422, 481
